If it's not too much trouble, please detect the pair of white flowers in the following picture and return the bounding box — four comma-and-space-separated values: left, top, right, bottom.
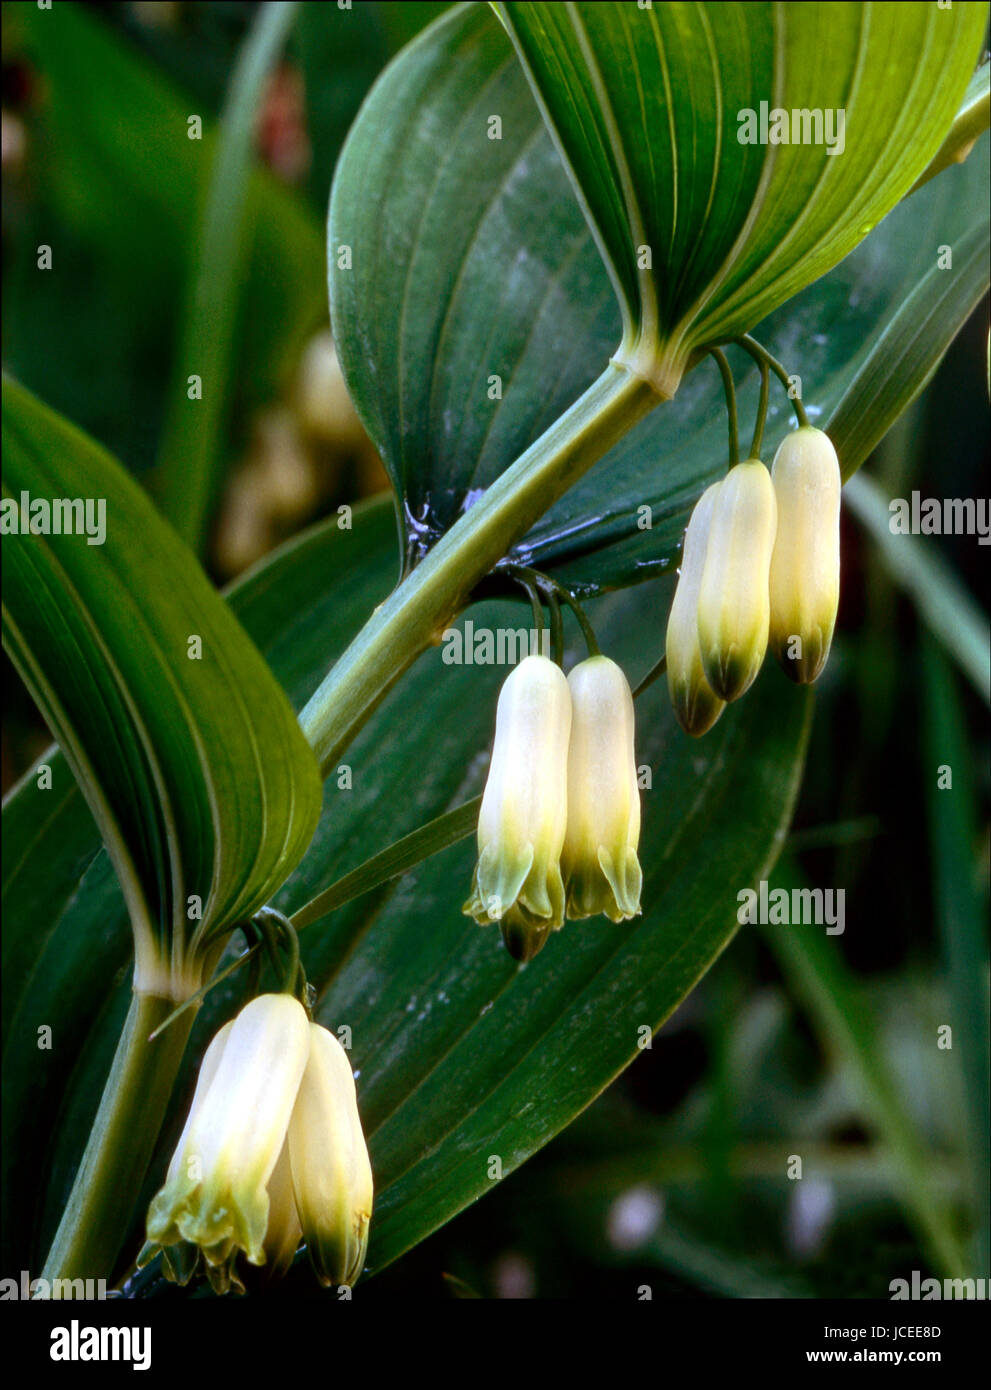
666, 426, 842, 735
142, 994, 372, 1294
465, 653, 642, 960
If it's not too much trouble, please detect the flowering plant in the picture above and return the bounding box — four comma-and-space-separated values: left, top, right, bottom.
2, 1, 987, 1307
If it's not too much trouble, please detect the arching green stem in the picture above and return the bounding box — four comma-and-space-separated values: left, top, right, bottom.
750, 358, 770, 458
733, 335, 810, 429
708, 348, 739, 466
299, 365, 661, 776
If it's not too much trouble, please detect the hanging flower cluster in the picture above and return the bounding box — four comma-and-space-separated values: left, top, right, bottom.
666, 426, 842, 734
141, 993, 373, 1294
462, 357, 838, 960
465, 653, 642, 961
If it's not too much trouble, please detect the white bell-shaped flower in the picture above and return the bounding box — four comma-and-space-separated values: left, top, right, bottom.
465, 654, 571, 960
144, 994, 310, 1280
768, 427, 842, 683
288, 1024, 374, 1288
666, 483, 726, 736
562, 656, 642, 922
696, 459, 778, 701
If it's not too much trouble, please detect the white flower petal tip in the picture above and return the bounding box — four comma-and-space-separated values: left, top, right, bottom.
696, 460, 777, 702
465, 654, 571, 959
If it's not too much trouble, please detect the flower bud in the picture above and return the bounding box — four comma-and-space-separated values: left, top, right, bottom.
768, 427, 841, 683
261, 1139, 303, 1283
145, 994, 310, 1279
287, 1024, 373, 1288
464, 654, 571, 960
696, 459, 777, 701
561, 656, 642, 921
665, 484, 726, 736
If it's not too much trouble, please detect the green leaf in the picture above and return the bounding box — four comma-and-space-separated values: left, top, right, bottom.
761, 860, 969, 1278
496, 0, 987, 393
843, 471, 990, 706
910, 59, 990, 193
3, 494, 811, 1279
291, 796, 481, 930
919, 640, 991, 1275
154, 1, 302, 552
329, 2, 989, 597
828, 216, 991, 483
1, 378, 322, 999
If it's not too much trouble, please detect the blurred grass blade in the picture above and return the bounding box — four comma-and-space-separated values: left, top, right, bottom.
291, 796, 481, 930
642, 1217, 810, 1300
785, 817, 882, 853
762, 864, 968, 1279
155, 1, 300, 553
1, 377, 322, 997
920, 639, 990, 1276
844, 471, 990, 706
441, 1272, 483, 1298
8, 2, 323, 482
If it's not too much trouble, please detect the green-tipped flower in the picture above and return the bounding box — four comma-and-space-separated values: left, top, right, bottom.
145, 994, 310, 1288
288, 1024, 374, 1288
144, 1017, 233, 1288
562, 656, 642, 922
147, 1112, 303, 1295
697, 459, 778, 701
768, 427, 841, 683
666, 483, 726, 736
464, 654, 571, 961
